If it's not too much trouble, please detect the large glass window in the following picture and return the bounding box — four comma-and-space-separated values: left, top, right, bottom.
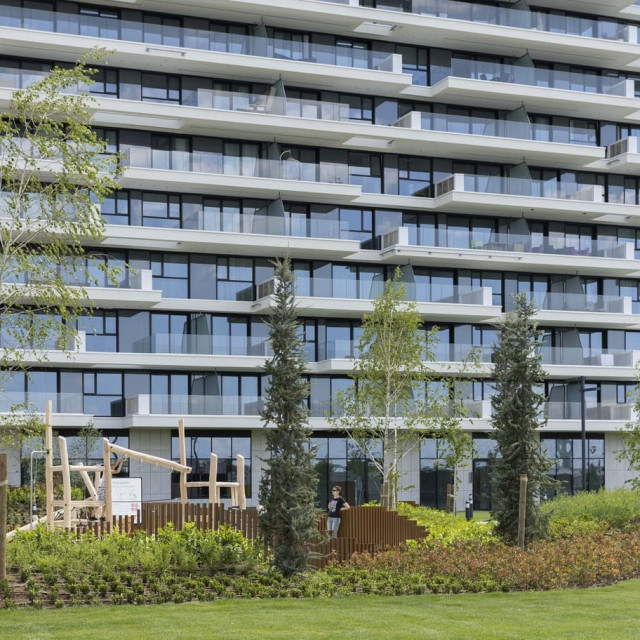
420, 438, 453, 509
310, 434, 382, 507
541, 434, 605, 497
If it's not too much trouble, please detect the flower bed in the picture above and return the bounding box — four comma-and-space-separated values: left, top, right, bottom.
4, 523, 640, 608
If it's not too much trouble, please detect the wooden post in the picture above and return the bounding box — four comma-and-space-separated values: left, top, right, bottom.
209, 453, 218, 504
103, 439, 113, 524
58, 437, 72, 528
518, 474, 528, 551
45, 401, 53, 530
236, 454, 246, 510
0, 453, 8, 581
178, 419, 187, 522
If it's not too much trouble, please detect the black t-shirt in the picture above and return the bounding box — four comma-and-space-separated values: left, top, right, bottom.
328, 497, 346, 518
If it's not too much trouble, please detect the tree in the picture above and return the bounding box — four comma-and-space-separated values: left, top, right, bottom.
0, 50, 121, 446
617, 377, 640, 489
258, 257, 320, 576
490, 293, 551, 545
331, 268, 473, 510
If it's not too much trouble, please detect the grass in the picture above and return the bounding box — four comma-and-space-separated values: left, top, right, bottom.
3, 579, 640, 640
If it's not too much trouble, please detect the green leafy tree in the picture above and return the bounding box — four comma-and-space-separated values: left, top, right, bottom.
258, 257, 320, 576
332, 269, 475, 510
617, 375, 640, 489
490, 293, 551, 545
0, 51, 121, 446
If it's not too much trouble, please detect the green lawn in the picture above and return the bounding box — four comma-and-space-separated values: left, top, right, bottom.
2, 579, 639, 640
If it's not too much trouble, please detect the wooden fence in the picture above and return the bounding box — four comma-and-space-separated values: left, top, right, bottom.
37, 504, 428, 569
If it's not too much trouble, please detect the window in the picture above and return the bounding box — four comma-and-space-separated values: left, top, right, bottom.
171, 432, 251, 500
141, 73, 180, 103
541, 434, 604, 497
420, 438, 453, 509
100, 192, 129, 225
310, 434, 382, 506
216, 257, 254, 301
77, 311, 117, 352
83, 372, 123, 417
141, 192, 181, 228
472, 433, 498, 511
150, 253, 189, 298
348, 152, 381, 193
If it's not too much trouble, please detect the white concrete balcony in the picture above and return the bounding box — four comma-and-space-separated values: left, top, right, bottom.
252, 277, 500, 321
120, 150, 362, 205
213, 0, 640, 70
0, 392, 92, 427
392, 110, 604, 169
427, 174, 640, 226
598, 136, 640, 175
405, 65, 640, 122
0, 7, 411, 97
544, 401, 635, 429
100, 217, 361, 261
80, 269, 162, 309
379, 227, 640, 277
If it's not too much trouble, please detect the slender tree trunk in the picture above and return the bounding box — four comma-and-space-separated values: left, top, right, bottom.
0, 453, 7, 581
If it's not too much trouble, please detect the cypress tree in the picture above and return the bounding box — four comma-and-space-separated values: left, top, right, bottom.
258, 257, 320, 575
490, 293, 551, 545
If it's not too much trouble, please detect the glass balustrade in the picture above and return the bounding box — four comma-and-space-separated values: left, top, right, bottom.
538, 346, 638, 366
289, 277, 487, 304
144, 394, 264, 415
128, 333, 271, 356
404, 228, 633, 259
181, 210, 352, 239
346, 0, 631, 42
436, 174, 604, 202
544, 401, 632, 420
449, 58, 630, 95
0, 392, 85, 414
0, 5, 396, 72
413, 111, 597, 146
523, 291, 627, 313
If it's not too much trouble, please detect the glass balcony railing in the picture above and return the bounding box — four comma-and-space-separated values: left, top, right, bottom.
325, 0, 633, 43
126, 394, 264, 416
448, 58, 633, 96
0, 392, 85, 414
0, 5, 401, 73
128, 334, 271, 357
382, 227, 635, 260
521, 292, 629, 314
435, 174, 605, 202
394, 110, 598, 146
122, 147, 353, 186
544, 402, 633, 420
258, 276, 490, 305
538, 347, 639, 367
179, 210, 352, 239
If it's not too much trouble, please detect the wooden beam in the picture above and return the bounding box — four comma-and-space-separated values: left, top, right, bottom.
209, 453, 218, 505
106, 442, 191, 473
236, 454, 246, 510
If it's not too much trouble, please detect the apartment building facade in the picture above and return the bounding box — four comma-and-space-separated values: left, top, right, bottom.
2, 0, 640, 510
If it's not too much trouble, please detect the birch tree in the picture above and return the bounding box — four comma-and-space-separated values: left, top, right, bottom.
0, 51, 121, 445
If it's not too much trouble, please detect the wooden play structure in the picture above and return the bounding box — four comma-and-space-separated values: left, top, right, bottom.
8, 402, 247, 536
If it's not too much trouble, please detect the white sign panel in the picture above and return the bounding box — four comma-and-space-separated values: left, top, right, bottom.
111, 477, 142, 523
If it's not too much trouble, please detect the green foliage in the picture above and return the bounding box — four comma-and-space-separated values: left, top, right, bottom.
0, 49, 122, 446
6, 484, 83, 530
541, 488, 640, 532
259, 257, 321, 576
333, 531, 640, 593
490, 293, 552, 545
397, 503, 498, 545
618, 376, 640, 489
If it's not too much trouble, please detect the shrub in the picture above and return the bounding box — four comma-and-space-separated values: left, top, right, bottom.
397, 503, 498, 545
541, 489, 640, 531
